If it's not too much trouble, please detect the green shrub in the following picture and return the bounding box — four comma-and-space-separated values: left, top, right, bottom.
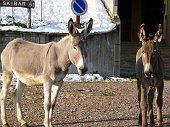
1, 15, 27, 28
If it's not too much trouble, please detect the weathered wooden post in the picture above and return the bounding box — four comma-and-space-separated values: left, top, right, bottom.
71, 0, 88, 28
27, 7, 31, 28
26, 0, 35, 28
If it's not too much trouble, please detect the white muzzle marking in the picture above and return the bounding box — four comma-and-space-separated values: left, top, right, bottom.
77, 58, 85, 69
144, 63, 151, 73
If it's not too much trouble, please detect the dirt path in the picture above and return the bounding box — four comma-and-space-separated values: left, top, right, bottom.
0, 80, 170, 127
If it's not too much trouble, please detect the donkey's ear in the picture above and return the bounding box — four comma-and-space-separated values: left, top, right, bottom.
68, 18, 77, 37
138, 24, 146, 42
82, 18, 93, 37
154, 24, 162, 43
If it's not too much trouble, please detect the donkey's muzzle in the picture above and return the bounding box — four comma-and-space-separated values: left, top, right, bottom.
144, 63, 153, 78
78, 67, 88, 76
144, 71, 154, 78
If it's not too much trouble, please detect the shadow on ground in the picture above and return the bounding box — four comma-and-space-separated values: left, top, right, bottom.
29, 114, 170, 127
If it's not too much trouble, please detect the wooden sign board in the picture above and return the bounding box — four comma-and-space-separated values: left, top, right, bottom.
0, 0, 35, 8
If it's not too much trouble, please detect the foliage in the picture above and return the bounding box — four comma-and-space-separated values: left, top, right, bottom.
12, 22, 27, 28
0, 15, 27, 28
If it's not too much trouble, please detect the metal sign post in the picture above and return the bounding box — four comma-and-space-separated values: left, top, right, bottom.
76, 15, 80, 27
71, 0, 88, 27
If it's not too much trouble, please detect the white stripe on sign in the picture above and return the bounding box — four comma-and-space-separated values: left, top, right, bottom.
75, 1, 85, 12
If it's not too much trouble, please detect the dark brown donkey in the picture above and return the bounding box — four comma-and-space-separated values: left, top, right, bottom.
0, 18, 93, 127
136, 24, 164, 127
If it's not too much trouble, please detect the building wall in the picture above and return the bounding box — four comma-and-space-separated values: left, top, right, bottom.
164, 0, 170, 46
121, 44, 170, 77
102, 0, 114, 16
131, 0, 142, 42
0, 27, 120, 77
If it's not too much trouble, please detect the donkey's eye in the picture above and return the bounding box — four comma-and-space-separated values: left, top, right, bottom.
73, 46, 77, 51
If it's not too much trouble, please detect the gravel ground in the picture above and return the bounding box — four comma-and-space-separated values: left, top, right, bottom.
0, 80, 170, 127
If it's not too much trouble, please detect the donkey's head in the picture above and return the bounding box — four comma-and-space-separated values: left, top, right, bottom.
138, 24, 162, 77
68, 18, 93, 76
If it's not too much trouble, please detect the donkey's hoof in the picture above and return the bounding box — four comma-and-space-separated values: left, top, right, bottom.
2, 123, 9, 127
150, 123, 156, 127
138, 114, 142, 125
138, 120, 142, 126
158, 124, 163, 127
138, 119, 142, 126
21, 123, 29, 127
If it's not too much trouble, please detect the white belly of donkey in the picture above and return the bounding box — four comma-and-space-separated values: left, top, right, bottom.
12, 69, 43, 86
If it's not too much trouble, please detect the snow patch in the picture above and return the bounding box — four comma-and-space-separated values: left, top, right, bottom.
105, 77, 135, 82
0, 0, 116, 33
0, 74, 134, 83
63, 74, 104, 82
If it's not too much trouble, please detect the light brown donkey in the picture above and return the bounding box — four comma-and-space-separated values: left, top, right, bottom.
136, 24, 164, 127
0, 18, 93, 127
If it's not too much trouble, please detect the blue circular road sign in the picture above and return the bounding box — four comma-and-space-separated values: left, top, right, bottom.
71, 0, 88, 16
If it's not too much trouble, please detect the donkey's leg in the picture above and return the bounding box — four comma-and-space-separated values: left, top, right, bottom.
13, 80, 28, 127
0, 71, 12, 127
148, 87, 156, 127
49, 83, 62, 126
43, 80, 52, 127
140, 85, 148, 127
137, 79, 142, 125
156, 82, 164, 127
